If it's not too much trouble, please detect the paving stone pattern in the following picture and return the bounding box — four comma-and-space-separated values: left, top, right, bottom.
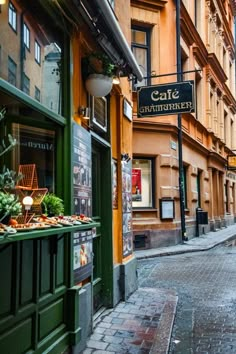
81, 287, 177, 354
138, 244, 236, 354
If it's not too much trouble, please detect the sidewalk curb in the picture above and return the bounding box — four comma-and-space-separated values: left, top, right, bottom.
150, 294, 178, 354
135, 233, 236, 260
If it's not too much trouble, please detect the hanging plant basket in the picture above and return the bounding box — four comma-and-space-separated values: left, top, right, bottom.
85, 74, 113, 97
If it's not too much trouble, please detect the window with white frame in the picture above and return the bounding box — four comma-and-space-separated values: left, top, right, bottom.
23, 23, 30, 50
9, 2, 17, 31
35, 40, 41, 64
132, 158, 154, 208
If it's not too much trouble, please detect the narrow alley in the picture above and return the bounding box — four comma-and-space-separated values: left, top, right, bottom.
138, 242, 236, 354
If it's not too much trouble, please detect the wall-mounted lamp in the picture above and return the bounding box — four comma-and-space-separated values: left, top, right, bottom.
78, 106, 90, 120
0, 0, 6, 4
121, 153, 131, 163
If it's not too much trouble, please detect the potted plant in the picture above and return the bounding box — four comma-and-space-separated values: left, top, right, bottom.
42, 193, 64, 216
0, 191, 22, 224
83, 52, 116, 97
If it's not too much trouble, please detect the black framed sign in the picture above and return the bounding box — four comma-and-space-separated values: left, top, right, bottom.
160, 199, 175, 220
137, 80, 195, 117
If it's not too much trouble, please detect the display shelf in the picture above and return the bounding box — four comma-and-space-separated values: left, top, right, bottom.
0, 222, 100, 244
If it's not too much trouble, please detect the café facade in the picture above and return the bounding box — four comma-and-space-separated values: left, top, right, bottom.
0, 1, 142, 353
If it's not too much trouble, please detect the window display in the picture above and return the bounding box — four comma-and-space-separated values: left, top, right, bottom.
132, 159, 153, 208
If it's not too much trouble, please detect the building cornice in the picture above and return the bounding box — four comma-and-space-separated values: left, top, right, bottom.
131, 0, 167, 11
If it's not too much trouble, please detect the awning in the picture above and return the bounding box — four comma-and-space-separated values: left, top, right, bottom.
75, 0, 143, 82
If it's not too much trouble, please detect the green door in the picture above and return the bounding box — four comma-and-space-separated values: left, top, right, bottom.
92, 138, 113, 313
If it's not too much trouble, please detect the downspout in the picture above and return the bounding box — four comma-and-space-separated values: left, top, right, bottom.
20, 12, 25, 91
93, 0, 143, 82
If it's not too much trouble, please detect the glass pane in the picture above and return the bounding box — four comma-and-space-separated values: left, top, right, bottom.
12, 124, 55, 192
131, 29, 146, 45
132, 159, 152, 208
0, 5, 63, 115
132, 47, 147, 86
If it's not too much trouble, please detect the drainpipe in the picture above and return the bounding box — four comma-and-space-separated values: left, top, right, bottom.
20, 11, 25, 91
176, 0, 187, 242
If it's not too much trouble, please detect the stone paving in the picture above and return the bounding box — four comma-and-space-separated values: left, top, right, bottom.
81, 224, 236, 354
82, 287, 177, 354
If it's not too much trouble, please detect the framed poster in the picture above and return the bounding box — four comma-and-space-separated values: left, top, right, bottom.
73, 123, 92, 217
112, 159, 118, 209
73, 228, 95, 284
132, 168, 142, 201
122, 160, 133, 257
160, 199, 175, 220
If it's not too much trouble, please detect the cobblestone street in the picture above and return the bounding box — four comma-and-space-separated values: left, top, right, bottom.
138, 242, 236, 354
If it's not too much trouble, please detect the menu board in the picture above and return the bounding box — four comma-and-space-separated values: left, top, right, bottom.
73, 228, 95, 284
73, 123, 92, 217
122, 160, 133, 257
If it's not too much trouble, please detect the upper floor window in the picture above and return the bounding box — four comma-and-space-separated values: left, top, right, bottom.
35, 41, 41, 64
8, 56, 17, 86
35, 86, 41, 102
22, 73, 30, 94
131, 26, 151, 88
23, 23, 30, 50
9, 2, 17, 31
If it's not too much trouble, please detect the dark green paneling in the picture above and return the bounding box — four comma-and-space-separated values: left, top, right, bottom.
56, 236, 65, 287
38, 298, 64, 340
40, 239, 51, 296
20, 241, 34, 306
0, 318, 32, 354
0, 245, 13, 317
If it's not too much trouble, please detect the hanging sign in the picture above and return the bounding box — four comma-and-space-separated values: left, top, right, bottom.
137, 80, 195, 117
227, 155, 236, 170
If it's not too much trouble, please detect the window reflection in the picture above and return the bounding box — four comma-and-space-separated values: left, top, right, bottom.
0, 1, 63, 115
12, 124, 55, 192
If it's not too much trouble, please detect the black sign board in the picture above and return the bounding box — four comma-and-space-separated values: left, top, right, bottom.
72, 123, 92, 217
137, 81, 195, 117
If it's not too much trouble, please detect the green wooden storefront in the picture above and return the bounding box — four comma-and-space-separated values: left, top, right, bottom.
0, 223, 99, 354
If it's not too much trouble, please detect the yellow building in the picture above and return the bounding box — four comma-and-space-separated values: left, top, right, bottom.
0, 1, 142, 353
131, 0, 236, 248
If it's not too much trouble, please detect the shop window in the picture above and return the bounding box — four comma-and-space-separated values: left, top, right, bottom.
23, 23, 30, 50
132, 158, 154, 208
8, 56, 17, 86
92, 96, 107, 132
35, 40, 41, 64
9, 2, 17, 31
22, 73, 30, 95
12, 124, 55, 192
131, 26, 151, 89
35, 86, 40, 101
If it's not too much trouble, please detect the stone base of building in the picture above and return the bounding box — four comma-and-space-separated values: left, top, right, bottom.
133, 215, 236, 250
113, 257, 138, 305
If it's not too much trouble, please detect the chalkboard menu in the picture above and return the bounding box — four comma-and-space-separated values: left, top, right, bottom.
122, 160, 133, 257
73, 123, 92, 217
